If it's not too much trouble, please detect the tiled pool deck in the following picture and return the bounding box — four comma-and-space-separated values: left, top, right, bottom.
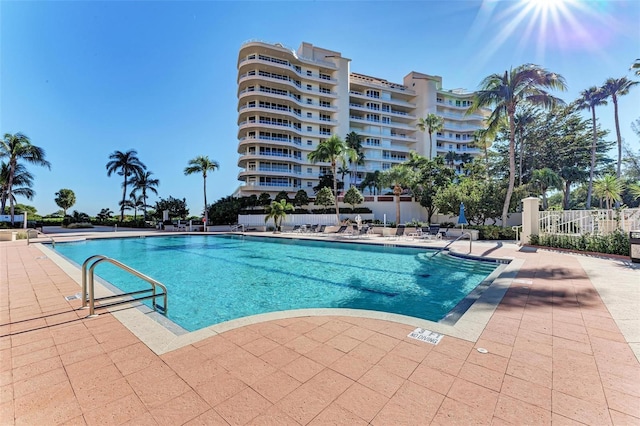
1, 231, 639, 425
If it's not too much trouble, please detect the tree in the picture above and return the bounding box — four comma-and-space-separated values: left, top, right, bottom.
573, 87, 608, 209
96, 208, 114, 223
293, 190, 309, 209
152, 196, 189, 220
307, 135, 355, 224
264, 199, 293, 232
1, 132, 51, 223
601, 77, 638, 178
594, 175, 624, 210
514, 108, 536, 185
380, 164, 415, 225
445, 151, 459, 168
343, 186, 364, 211
471, 129, 493, 167
258, 192, 271, 207
360, 171, 383, 195
1, 162, 34, 215
106, 149, 146, 221
631, 59, 640, 76
184, 155, 219, 224
130, 171, 159, 222
275, 190, 290, 203
468, 64, 567, 226
337, 164, 350, 189
54, 189, 76, 216
345, 131, 364, 186
314, 187, 335, 213
406, 154, 455, 223
530, 168, 561, 210
417, 114, 444, 159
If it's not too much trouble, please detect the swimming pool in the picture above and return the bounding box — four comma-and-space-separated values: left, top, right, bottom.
55, 235, 500, 332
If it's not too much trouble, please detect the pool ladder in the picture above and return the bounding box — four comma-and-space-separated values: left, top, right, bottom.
80, 255, 168, 317
430, 232, 472, 258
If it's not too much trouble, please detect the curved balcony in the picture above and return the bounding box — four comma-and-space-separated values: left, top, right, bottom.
238, 105, 302, 123
238, 151, 305, 166
238, 40, 337, 71
238, 87, 337, 111
238, 135, 302, 151
238, 58, 338, 86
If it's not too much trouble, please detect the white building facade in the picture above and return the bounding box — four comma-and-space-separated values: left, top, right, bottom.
236, 41, 488, 198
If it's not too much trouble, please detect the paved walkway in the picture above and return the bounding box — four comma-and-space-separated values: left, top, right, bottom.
1, 233, 639, 425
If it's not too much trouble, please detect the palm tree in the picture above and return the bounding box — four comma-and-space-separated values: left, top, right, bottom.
106, 149, 146, 221
601, 77, 639, 178
445, 151, 459, 168
632, 59, 640, 76
337, 164, 350, 189
264, 199, 294, 233
530, 168, 561, 210
307, 135, 355, 224
417, 114, 444, 159
0, 133, 51, 223
467, 64, 567, 226
514, 109, 536, 186
130, 170, 159, 222
380, 164, 415, 225
54, 189, 76, 216
184, 155, 219, 225
594, 175, 624, 210
574, 87, 608, 209
345, 131, 364, 186
96, 208, 114, 223
471, 129, 493, 167
0, 162, 35, 215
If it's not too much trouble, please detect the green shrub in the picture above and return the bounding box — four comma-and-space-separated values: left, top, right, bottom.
529, 230, 629, 256
66, 222, 94, 229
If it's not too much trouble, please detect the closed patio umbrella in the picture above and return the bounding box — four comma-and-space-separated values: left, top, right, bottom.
458, 202, 468, 231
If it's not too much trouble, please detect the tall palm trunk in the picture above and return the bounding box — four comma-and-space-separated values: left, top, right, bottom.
7, 159, 16, 223
120, 177, 127, 221
203, 175, 208, 223
612, 94, 622, 178
394, 184, 402, 225
502, 110, 517, 227
332, 161, 339, 224
586, 106, 597, 208
428, 132, 433, 159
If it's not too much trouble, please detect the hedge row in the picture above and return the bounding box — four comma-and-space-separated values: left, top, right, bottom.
529, 231, 630, 256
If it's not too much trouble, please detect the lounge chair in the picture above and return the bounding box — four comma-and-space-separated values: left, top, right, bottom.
333, 225, 348, 234
388, 225, 406, 240
316, 225, 326, 234
290, 225, 302, 233
428, 225, 442, 239
357, 225, 372, 238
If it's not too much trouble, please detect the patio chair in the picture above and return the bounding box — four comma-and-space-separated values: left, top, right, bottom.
387, 225, 406, 240
316, 225, 326, 234
428, 225, 442, 239
290, 225, 302, 233
333, 225, 348, 234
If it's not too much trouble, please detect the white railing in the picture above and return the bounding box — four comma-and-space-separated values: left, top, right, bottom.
538, 208, 640, 236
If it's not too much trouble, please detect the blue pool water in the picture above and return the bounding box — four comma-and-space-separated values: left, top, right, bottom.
55, 235, 499, 331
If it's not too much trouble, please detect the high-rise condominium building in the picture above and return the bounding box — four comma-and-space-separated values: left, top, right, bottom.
236, 40, 489, 198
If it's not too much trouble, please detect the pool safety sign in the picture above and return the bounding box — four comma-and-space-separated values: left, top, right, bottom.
408, 328, 444, 345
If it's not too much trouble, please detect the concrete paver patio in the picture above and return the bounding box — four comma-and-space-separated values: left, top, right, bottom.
1, 232, 639, 425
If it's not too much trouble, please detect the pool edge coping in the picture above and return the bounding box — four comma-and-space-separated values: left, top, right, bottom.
35, 238, 523, 355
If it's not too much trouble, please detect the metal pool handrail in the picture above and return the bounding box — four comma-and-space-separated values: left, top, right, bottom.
25, 228, 56, 247
81, 254, 167, 317
430, 232, 472, 258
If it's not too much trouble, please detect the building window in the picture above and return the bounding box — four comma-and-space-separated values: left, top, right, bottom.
306, 84, 312, 90
307, 168, 312, 174
307, 112, 312, 118
306, 98, 312, 104
306, 70, 312, 76
307, 140, 312, 145
307, 182, 312, 187
307, 126, 312, 131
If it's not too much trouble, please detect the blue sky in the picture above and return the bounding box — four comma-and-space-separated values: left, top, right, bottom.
2, 0, 639, 217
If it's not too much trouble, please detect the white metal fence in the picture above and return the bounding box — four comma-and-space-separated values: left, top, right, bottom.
538, 208, 640, 236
